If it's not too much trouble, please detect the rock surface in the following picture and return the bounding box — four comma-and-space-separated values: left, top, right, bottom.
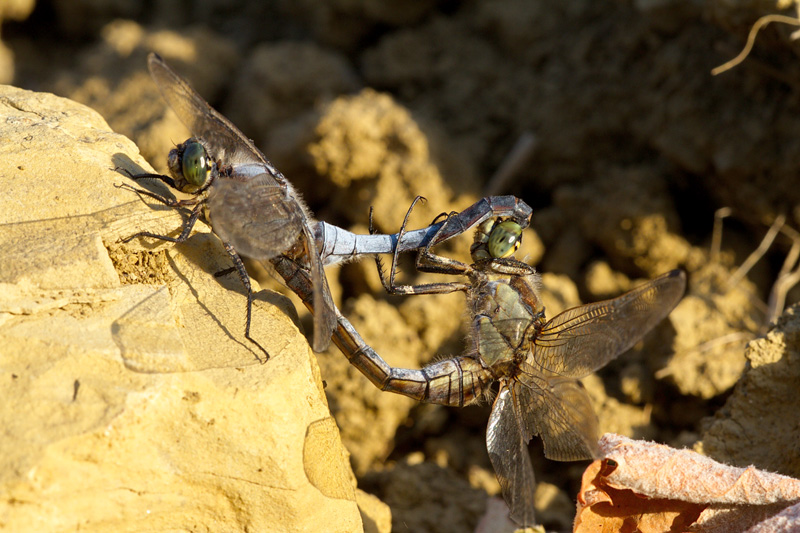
699, 304, 800, 478
0, 85, 373, 532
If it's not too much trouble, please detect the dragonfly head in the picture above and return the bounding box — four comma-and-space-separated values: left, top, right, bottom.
168, 138, 214, 194
471, 219, 523, 262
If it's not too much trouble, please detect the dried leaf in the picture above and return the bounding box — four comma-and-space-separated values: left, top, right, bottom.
574, 434, 800, 533
575, 456, 704, 533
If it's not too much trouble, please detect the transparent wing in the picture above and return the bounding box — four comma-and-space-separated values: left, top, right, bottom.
209, 177, 336, 352
303, 223, 337, 352
147, 52, 283, 183
486, 385, 537, 527
533, 269, 686, 378
208, 176, 303, 259
487, 372, 601, 525
514, 367, 600, 461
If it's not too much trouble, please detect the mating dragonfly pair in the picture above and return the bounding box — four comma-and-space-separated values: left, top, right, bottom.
120, 53, 686, 527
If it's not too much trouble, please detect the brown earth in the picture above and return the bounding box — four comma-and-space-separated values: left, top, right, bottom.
3, 0, 800, 531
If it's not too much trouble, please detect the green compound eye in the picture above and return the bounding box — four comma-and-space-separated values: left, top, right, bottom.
181, 141, 211, 187
487, 220, 523, 259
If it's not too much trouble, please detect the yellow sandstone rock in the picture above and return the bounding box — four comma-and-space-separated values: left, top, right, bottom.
0, 84, 372, 532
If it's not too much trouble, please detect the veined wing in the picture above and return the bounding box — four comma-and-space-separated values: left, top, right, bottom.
487, 370, 599, 525
304, 222, 337, 352
486, 385, 537, 527
513, 366, 600, 461
208, 176, 302, 259
147, 52, 284, 186
532, 269, 686, 378
209, 176, 337, 352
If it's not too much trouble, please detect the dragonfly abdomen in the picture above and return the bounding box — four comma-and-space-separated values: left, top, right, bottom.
332, 313, 494, 407
417, 356, 495, 406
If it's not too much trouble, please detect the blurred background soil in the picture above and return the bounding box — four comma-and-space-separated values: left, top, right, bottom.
4, 0, 800, 531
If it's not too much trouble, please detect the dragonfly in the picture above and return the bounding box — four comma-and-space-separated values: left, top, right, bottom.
304, 198, 686, 526
117, 52, 534, 359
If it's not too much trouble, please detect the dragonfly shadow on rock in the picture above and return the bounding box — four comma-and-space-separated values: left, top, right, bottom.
111, 232, 299, 371
173, 233, 301, 336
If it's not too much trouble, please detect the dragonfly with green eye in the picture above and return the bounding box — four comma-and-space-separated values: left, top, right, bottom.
117, 53, 533, 360
289, 197, 687, 526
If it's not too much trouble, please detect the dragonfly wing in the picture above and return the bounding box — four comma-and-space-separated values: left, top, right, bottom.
534, 269, 686, 378
515, 367, 600, 461
209, 177, 337, 352
303, 223, 337, 352
208, 176, 301, 259
486, 384, 537, 527
147, 53, 284, 184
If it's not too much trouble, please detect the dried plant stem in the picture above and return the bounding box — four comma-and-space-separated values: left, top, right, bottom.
726, 213, 785, 291
766, 224, 800, 328
710, 207, 732, 261
712, 14, 800, 76
484, 131, 537, 196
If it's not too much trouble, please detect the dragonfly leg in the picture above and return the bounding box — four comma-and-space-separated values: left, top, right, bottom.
477, 257, 537, 277
115, 181, 199, 209
116, 167, 179, 193
221, 242, 270, 363
413, 209, 476, 275
371, 198, 472, 296
117, 168, 204, 244
120, 201, 204, 244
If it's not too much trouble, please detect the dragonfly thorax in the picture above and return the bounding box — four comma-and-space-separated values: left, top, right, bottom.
472, 279, 537, 376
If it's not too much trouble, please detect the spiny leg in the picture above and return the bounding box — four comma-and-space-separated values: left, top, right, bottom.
373, 197, 471, 296
115, 165, 200, 210
116, 167, 179, 194
388, 196, 427, 289
221, 242, 270, 363
370, 196, 426, 291
368, 206, 390, 293
477, 257, 537, 277
115, 169, 203, 244
116, 181, 199, 210
120, 199, 204, 244
387, 202, 473, 294
412, 210, 475, 275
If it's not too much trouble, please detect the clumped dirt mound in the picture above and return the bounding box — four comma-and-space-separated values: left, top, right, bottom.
4, 0, 800, 531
